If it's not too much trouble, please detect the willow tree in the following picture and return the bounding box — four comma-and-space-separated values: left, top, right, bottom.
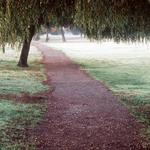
0, 0, 50, 67
0, 0, 150, 67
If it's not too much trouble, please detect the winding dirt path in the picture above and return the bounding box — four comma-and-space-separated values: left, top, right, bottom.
34, 43, 147, 150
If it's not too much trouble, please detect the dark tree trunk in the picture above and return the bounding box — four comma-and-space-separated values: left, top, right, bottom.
46, 27, 49, 42
2, 44, 5, 53
60, 26, 66, 42
18, 25, 35, 67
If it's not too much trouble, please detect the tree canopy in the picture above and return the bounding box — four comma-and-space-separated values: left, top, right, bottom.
75, 0, 150, 42
0, 0, 150, 45
0, 0, 150, 67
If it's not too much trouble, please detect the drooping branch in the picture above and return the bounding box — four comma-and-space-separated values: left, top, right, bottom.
0, 0, 150, 46
0, 0, 149, 66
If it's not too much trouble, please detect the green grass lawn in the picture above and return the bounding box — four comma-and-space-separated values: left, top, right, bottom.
0, 47, 49, 149
0, 100, 45, 150
76, 57, 150, 142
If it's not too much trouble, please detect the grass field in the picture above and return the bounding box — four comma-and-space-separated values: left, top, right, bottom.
0, 46, 49, 149
46, 40, 150, 141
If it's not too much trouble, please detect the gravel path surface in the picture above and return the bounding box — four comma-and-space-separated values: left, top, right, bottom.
34, 43, 146, 150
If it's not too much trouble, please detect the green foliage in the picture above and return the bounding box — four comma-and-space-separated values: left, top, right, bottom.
0, 0, 150, 46
0, 0, 50, 45
75, 0, 150, 42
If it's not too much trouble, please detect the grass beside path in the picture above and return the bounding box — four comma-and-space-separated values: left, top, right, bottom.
0, 46, 49, 149
76, 57, 150, 144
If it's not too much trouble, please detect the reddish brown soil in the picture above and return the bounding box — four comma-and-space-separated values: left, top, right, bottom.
33, 43, 148, 150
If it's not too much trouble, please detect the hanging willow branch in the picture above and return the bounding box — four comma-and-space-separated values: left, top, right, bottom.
75, 0, 150, 42
0, 0, 150, 46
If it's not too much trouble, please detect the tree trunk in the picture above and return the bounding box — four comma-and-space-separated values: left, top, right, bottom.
2, 44, 5, 53
17, 25, 35, 67
60, 26, 66, 42
46, 27, 49, 42
34, 33, 40, 41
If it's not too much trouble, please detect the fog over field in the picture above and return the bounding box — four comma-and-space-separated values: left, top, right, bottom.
41, 34, 150, 65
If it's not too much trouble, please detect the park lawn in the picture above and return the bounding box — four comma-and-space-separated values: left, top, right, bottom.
76, 57, 150, 141
0, 47, 49, 149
